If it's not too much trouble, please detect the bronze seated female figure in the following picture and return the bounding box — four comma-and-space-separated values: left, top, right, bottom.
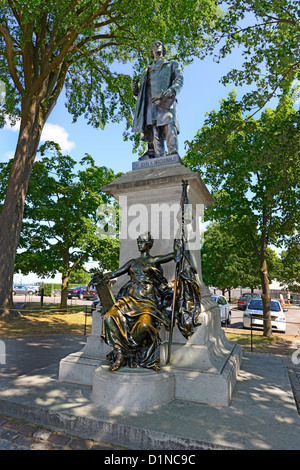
98, 233, 174, 372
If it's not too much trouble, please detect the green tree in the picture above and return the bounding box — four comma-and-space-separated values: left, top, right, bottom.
186, 93, 300, 336
202, 221, 281, 295
0, 0, 221, 312
202, 221, 259, 294
13, 142, 121, 308
279, 238, 300, 292
208, 0, 300, 114
69, 268, 92, 286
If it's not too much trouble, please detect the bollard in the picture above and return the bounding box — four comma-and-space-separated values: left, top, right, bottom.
250, 315, 253, 352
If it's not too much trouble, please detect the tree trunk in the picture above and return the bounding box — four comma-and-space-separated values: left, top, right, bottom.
59, 252, 85, 309
60, 246, 71, 309
60, 272, 69, 310
260, 207, 272, 337
0, 97, 45, 315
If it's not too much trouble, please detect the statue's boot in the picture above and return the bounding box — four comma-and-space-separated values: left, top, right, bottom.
109, 348, 126, 371
138, 142, 157, 160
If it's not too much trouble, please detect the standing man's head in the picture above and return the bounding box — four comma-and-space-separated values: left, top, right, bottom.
150, 40, 166, 59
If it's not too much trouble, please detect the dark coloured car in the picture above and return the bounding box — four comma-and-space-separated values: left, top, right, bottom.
67, 286, 97, 300
237, 293, 260, 310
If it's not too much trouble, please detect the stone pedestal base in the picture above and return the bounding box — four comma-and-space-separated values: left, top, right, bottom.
92, 366, 175, 412
59, 311, 110, 385
168, 341, 241, 406
91, 340, 241, 410
59, 293, 242, 408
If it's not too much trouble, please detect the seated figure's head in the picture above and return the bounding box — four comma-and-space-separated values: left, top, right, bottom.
137, 232, 154, 251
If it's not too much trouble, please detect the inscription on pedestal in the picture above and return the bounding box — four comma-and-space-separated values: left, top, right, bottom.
132, 154, 182, 170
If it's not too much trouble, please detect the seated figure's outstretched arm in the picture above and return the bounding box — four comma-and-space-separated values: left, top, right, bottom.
103, 260, 132, 281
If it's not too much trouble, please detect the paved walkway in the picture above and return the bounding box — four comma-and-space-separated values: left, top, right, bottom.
0, 336, 300, 450
0, 335, 129, 450
0, 414, 126, 450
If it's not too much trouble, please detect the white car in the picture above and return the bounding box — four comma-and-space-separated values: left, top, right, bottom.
211, 295, 231, 325
243, 298, 287, 333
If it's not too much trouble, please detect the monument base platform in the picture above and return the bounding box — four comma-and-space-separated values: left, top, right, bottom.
59, 311, 110, 386
92, 365, 175, 412
59, 305, 242, 409
90, 346, 241, 411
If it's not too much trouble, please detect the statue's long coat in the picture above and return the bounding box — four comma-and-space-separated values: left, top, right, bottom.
132, 58, 183, 135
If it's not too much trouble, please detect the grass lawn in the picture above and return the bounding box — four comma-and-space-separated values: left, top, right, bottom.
225, 329, 298, 355
0, 306, 92, 337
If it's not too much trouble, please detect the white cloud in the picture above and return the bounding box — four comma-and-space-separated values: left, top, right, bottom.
4, 117, 75, 153
4, 116, 20, 131
41, 123, 75, 152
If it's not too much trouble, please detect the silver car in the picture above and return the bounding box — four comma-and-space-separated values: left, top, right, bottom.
211, 295, 231, 325
12, 285, 35, 295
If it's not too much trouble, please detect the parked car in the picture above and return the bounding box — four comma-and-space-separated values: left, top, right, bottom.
67, 286, 97, 300
211, 295, 231, 325
237, 293, 261, 310
243, 298, 287, 333
12, 285, 35, 295
27, 285, 39, 295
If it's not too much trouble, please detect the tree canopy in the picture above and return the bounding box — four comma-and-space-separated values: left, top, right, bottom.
201, 221, 281, 294
186, 93, 300, 335
208, 0, 300, 114
0, 0, 220, 132
10, 142, 121, 307
0, 0, 221, 313
279, 239, 300, 292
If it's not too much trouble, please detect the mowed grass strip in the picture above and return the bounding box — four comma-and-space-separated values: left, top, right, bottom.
225, 331, 298, 355
0, 308, 92, 337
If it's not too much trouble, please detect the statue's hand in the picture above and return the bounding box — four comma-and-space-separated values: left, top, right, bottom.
131, 80, 139, 96
173, 239, 183, 263
162, 87, 176, 99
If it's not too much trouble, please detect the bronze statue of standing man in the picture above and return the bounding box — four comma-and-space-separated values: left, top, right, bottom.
132, 40, 184, 160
